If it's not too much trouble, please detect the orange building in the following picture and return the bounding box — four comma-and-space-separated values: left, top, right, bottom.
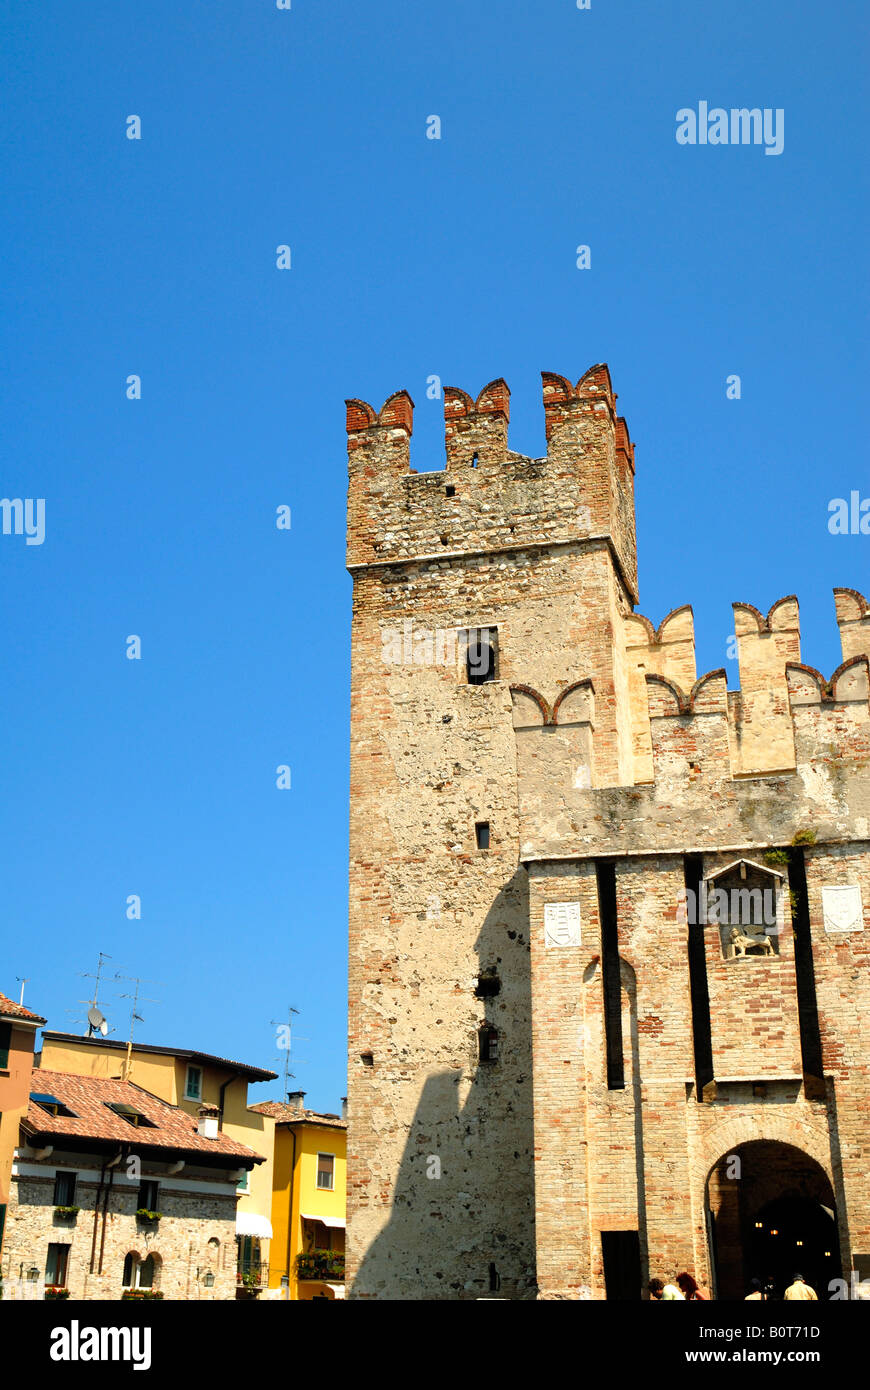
0, 992, 45, 1259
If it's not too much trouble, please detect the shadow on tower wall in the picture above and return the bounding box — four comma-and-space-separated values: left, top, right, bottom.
350, 868, 537, 1300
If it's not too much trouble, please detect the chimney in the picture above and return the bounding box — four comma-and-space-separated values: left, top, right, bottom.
341, 1096, 348, 1122
197, 1102, 220, 1140
287, 1090, 306, 1113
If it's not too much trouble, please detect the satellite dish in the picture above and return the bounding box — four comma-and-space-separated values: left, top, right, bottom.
99, 1019, 109, 1036
87, 1006, 106, 1032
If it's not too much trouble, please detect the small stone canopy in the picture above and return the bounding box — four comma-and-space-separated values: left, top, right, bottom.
706, 857, 785, 884
705, 858, 784, 960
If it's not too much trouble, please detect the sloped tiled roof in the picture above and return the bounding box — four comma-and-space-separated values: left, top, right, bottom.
0, 992, 46, 1024
23, 1069, 263, 1163
249, 1100, 347, 1130
40, 1032, 277, 1082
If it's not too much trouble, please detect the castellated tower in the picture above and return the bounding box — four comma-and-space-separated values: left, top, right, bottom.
345, 367, 870, 1300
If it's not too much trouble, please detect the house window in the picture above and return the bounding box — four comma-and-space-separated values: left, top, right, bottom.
137, 1180, 159, 1213
53, 1172, 77, 1206
465, 628, 498, 684
45, 1244, 70, 1287
123, 1252, 158, 1289
104, 1101, 156, 1128
31, 1092, 77, 1118
184, 1065, 202, 1101
475, 821, 490, 850
0, 1021, 11, 1070
316, 1153, 335, 1191
236, 1169, 249, 1193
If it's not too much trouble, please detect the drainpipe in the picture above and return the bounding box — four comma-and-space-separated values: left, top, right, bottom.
218, 1074, 241, 1131
89, 1160, 106, 1273
98, 1152, 123, 1275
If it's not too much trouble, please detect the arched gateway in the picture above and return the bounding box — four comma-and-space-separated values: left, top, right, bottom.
705, 1140, 842, 1300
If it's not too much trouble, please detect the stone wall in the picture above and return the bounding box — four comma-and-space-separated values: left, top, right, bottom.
2, 1149, 239, 1300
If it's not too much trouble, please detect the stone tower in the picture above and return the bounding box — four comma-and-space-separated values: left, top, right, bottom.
345, 367, 870, 1300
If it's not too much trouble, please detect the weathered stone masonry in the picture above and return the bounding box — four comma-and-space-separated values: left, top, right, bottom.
345, 366, 869, 1299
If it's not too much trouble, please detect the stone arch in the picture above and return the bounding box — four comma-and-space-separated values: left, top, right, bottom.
693, 1112, 832, 1192
699, 1128, 839, 1300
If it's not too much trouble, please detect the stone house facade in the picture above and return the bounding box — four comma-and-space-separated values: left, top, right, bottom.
2, 1069, 262, 1300
344, 365, 869, 1299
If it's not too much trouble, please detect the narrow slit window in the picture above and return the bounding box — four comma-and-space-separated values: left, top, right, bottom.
445, 485, 455, 497
597, 860, 625, 1090
478, 1024, 499, 1064
475, 821, 490, 850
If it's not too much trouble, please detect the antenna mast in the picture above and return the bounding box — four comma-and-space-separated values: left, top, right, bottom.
79, 952, 113, 1036
114, 972, 163, 1081
270, 1006, 300, 1101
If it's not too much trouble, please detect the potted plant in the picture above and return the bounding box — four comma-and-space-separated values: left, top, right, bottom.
296, 1250, 345, 1281
45, 1285, 71, 1300
121, 1289, 164, 1300
54, 1205, 80, 1220
135, 1208, 161, 1225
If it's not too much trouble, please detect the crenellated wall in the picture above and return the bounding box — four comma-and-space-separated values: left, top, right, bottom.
346, 366, 637, 603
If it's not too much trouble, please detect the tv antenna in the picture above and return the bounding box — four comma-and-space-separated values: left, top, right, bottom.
77, 952, 115, 1037
270, 1007, 310, 1100
114, 972, 163, 1080
16, 977, 29, 1007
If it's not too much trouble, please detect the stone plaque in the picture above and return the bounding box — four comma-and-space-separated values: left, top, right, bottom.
544, 902, 581, 948
821, 884, 864, 934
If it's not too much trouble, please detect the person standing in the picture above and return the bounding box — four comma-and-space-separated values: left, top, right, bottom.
784, 1273, 818, 1301
745, 1278, 765, 1300
677, 1272, 706, 1300
649, 1277, 685, 1300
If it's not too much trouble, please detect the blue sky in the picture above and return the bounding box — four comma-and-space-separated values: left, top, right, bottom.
2, 1, 867, 1110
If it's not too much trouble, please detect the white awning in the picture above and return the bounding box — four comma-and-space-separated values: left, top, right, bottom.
326, 1283, 346, 1299
300, 1213, 346, 1229
235, 1212, 273, 1240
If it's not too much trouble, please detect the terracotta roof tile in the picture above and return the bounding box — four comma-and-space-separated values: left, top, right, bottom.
0, 991, 46, 1024
24, 1070, 263, 1163
249, 1101, 347, 1129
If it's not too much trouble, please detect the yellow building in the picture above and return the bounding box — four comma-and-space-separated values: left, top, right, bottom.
251, 1093, 347, 1300
38, 1031, 278, 1297
0, 992, 45, 1263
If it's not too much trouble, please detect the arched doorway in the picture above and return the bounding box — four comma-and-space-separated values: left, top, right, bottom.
705, 1140, 842, 1300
